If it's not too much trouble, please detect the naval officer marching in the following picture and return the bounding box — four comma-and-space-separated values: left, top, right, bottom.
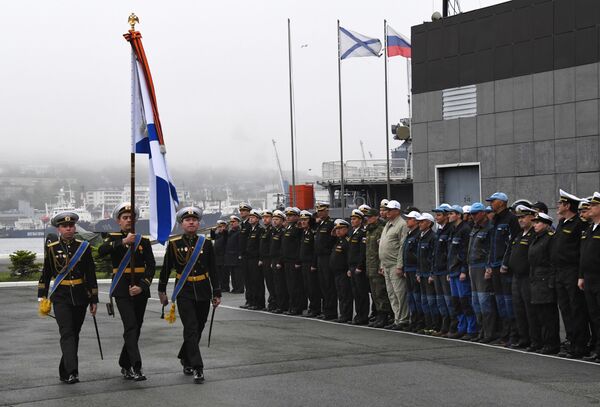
38, 211, 98, 384
159, 206, 222, 383
98, 202, 156, 381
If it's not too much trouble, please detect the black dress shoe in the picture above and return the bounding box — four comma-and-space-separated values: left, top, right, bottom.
183, 366, 194, 376
248, 306, 259, 310
122, 367, 134, 380
305, 312, 320, 318
273, 309, 283, 314
447, 332, 464, 339
193, 369, 205, 384
511, 341, 530, 349
65, 374, 79, 384
384, 323, 396, 330
539, 346, 559, 355
526, 345, 542, 352
333, 317, 351, 323
352, 319, 369, 325
283, 311, 293, 315
323, 315, 337, 321
239, 303, 250, 309
460, 333, 476, 341
132, 369, 147, 381
479, 336, 497, 344
582, 353, 600, 362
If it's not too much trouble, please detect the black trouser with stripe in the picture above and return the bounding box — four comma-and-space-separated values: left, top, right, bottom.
285, 262, 305, 313
349, 267, 370, 322
556, 266, 591, 353
302, 263, 322, 314
512, 274, 533, 345
262, 259, 277, 310
116, 295, 148, 370
176, 297, 210, 370
335, 272, 353, 321
54, 302, 87, 379
317, 255, 338, 318
272, 261, 288, 311
246, 257, 265, 308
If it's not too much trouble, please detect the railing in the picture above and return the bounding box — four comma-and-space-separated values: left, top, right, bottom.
321, 159, 411, 182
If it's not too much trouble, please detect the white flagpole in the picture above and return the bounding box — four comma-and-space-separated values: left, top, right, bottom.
288, 18, 296, 207
337, 20, 345, 217
384, 20, 391, 199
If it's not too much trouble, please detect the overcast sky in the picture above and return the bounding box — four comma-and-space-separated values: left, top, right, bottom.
1, 0, 502, 180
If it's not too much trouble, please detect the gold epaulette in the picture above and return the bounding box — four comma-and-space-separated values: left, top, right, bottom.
109, 232, 122, 236
75, 239, 83, 243
548, 231, 555, 236
47, 241, 59, 247
169, 235, 182, 242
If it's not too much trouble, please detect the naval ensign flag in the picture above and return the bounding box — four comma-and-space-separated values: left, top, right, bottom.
125, 30, 179, 244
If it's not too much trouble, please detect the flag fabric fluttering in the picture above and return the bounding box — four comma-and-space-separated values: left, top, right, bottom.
125, 30, 179, 244
386, 25, 411, 58
339, 27, 382, 60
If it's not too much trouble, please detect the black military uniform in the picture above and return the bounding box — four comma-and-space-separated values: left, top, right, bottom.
159, 207, 221, 383
281, 208, 304, 315
299, 213, 321, 317
580, 194, 600, 361
528, 214, 560, 354
552, 191, 590, 357
224, 219, 242, 293
238, 203, 253, 307
38, 212, 98, 384
502, 210, 535, 348
270, 213, 287, 313
210, 221, 228, 292
98, 203, 156, 380
330, 220, 352, 323
245, 211, 264, 310
314, 204, 337, 320
259, 212, 276, 311
348, 211, 369, 324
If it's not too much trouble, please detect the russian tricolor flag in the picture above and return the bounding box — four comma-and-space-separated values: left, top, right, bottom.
126, 31, 179, 244
386, 25, 411, 58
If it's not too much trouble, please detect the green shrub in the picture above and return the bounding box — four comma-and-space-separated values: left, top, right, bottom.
9, 250, 41, 277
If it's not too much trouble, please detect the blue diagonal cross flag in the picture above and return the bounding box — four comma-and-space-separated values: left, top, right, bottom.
339, 27, 382, 60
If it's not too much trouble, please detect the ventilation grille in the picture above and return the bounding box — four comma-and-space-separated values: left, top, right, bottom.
442, 85, 477, 120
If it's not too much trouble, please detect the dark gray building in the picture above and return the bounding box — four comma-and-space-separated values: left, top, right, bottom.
411, 0, 600, 212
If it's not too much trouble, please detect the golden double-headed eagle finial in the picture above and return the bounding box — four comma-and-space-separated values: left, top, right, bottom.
128, 13, 139, 31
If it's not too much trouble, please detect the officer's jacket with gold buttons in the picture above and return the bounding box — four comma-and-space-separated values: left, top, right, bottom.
159, 234, 221, 301
38, 236, 98, 306
98, 231, 156, 298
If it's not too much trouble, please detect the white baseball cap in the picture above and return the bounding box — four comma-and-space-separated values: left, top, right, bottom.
386, 200, 401, 210
403, 211, 421, 219
416, 212, 435, 223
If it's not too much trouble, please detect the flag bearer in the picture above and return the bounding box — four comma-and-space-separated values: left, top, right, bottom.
38, 211, 98, 384
159, 207, 221, 383
98, 202, 156, 381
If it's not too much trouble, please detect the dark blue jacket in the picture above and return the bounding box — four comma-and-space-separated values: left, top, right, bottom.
488, 208, 520, 268
416, 229, 435, 278
468, 220, 493, 270
447, 220, 471, 277
432, 223, 452, 275
402, 227, 420, 273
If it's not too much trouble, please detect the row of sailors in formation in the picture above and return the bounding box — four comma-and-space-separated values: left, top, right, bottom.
213, 189, 600, 362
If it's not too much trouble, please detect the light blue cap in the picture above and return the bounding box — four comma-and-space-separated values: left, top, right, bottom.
469, 202, 486, 214
449, 205, 463, 214
486, 192, 508, 202
432, 203, 453, 212
485, 206, 493, 213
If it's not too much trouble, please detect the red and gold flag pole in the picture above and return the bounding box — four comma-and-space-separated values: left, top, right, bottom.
126, 13, 138, 288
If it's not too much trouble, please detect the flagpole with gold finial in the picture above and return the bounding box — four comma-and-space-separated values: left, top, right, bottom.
128, 12, 138, 290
